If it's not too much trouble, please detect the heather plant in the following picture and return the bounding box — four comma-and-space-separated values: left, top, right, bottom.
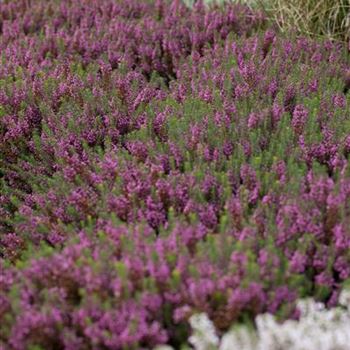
0, 0, 350, 349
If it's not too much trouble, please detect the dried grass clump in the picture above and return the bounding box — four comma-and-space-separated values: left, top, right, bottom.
258, 0, 350, 41
196, 0, 350, 42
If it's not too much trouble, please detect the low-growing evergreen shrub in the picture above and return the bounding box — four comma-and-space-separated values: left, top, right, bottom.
0, 0, 349, 349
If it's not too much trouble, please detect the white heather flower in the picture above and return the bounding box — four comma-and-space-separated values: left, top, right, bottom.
220, 326, 257, 350
254, 290, 350, 350
153, 289, 350, 350
339, 290, 350, 308
189, 313, 220, 350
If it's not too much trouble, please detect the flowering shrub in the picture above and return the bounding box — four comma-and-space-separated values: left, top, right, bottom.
170, 288, 350, 350
0, 0, 349, 349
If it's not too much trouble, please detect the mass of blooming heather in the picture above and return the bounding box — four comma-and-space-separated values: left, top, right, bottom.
0, 0, 349, 349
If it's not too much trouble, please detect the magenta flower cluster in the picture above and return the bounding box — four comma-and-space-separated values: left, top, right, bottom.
0, 0, 349, 349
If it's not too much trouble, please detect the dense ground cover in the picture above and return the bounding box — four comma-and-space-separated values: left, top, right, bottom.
0, 0, 349, 349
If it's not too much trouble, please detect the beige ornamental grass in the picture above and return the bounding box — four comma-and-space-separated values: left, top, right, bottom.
258, 0, 350, 41
187, 0, 350, 42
